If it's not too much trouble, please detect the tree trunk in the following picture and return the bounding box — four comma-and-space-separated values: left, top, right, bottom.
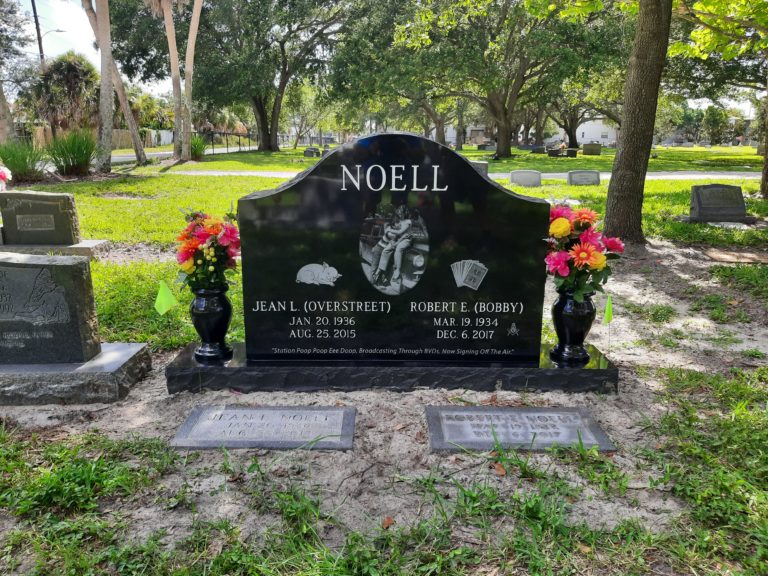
94, 0, 113, 174
496, 121, 512, 157
534, 108, 545, 145
761, 73, 768, 199
604, 0, 672, 243
162, 0, 183, 160
565, 124, 579, 149
455, 101, 465, 150
83, 0, 146, 165
251, 96, 271, 151
434, 117, 446, 145
181, 0, 203, 161
267, 75, 288, 152
0, 83, 13, 143
511, 123, 521, 147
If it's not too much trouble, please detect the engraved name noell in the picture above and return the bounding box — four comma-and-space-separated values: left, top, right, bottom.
16, 214, 56, 231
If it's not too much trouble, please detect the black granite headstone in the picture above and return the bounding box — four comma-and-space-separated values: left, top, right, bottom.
689, 184, 754, 223
237, 133, 549, 368
0, 253, 100, 364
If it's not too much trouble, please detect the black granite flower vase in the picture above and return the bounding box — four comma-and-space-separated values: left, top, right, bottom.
550, 290, 596, 366
190, 286, 233, 363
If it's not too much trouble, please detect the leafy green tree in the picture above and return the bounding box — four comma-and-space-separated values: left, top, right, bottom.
677, 102, 704, 142
673, 0, 768, 195
18, 51, 100, 135
395, 1, 610, 157
284, 82, 331, 149
0, 0, 31, 142
702, 105, 729, 144
194, 0, 347, 151
653, 93, 683, 142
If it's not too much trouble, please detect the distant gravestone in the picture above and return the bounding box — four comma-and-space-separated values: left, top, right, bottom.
509, 170, 542, 187
0, 253, 100, 364
531, 146, 546, 154
582, 143, 602, 156
0, 191, 80, 245
471, 160, 489, 178
567, 170, 600, 186
172, 406, 356, 449
304, 147, 320, 158
426, 406, 614, 452
689, 184, 754, 223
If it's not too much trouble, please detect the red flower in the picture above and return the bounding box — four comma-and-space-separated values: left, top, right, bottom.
218, 223, 240, 247
545, 251, 571, 277
549, 205, 574, 223
579, 227, 602, 246
602, 236, 625, 253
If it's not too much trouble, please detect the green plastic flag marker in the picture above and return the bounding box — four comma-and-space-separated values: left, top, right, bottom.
602, 295, 613, 325
155, 280, 178, 315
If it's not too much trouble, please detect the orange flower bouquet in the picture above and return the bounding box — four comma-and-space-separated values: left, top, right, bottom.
544, 205, 623, 302
176, 211, 240, 362
176, 211, 240, 291
544, 204, 623, 364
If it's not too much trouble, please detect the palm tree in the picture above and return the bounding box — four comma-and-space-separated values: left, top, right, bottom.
145, 0, 183, 159
82, 0, 147, 166
94, 0, 113, 173
181, 0, 203, 161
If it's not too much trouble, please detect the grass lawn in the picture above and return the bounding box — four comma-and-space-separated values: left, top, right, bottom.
24, 174, 767, 247
123, 145, 763, 175
16, 172, 762, 352
1, 367, 765, 574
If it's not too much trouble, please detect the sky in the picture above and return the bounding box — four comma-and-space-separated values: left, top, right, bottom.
18, 0, 171, 95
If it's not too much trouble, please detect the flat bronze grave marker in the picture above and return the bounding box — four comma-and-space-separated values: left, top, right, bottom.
171, 406, 356, 450
426, 406, 613, 452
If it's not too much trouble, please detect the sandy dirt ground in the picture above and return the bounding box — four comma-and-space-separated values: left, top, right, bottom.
1, 240, 766, 550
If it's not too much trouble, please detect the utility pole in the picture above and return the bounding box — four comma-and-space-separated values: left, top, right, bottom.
31, 0, 45, 65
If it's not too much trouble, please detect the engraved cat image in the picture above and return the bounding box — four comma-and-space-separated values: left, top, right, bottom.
296, 263, 342, 287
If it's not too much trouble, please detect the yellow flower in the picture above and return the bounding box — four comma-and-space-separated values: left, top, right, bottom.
588, 251, 607, 271
549, 217, 572, 238
181, 258, 196, 274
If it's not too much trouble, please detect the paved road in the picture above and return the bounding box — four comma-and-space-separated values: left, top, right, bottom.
159, 169, 762, 180
111, 144, 259, 164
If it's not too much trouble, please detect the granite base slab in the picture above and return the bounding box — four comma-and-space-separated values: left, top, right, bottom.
166, 343, 618, 394
425, 406, 614, 452
171, 405, 356, 450
0, 239, 109, 259
0, 343, 151, 405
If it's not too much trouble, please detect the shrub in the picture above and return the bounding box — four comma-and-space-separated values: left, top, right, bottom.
190, 134, 207, 161
47, 130, 96, 176
0, 139, 46, 182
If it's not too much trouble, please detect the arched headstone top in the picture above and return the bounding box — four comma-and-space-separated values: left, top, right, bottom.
238, 132, 550, 365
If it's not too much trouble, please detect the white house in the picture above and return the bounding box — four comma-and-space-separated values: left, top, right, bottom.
552, 118, 618, 146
